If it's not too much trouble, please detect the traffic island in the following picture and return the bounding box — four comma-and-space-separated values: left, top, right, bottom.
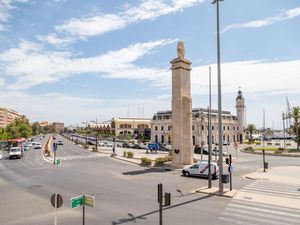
195, 186, 238, 198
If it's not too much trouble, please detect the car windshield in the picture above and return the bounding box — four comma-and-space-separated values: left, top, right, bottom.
10, 148, 20, 152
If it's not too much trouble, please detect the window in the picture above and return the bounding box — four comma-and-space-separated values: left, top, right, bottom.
155, 126, 158, 131
227, 126, 230, 130
237, 126, 239, 130
161, 135, 164, 144
223, 126, 225, 130
212, 126, 214, 130
202, 125, 204, 130
161, 126, 164, 131
168, 126, 171, 131
191, 164, 199, 169
192, 125, 195, 130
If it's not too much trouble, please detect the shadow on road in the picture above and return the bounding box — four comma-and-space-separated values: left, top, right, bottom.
122, 168, 172, 176
111, 194, 212, 224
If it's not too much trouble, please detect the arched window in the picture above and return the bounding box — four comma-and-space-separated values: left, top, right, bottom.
161, 135, 164, 144
155, 135, 158, 143
192, 136, 195, 145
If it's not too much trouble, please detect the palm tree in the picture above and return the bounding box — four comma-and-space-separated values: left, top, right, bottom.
290, 107, 300, 150
244, 124, 257, 142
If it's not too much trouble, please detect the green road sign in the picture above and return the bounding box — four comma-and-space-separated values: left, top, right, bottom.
71, 195, 83, 209
84, 195, 95, 208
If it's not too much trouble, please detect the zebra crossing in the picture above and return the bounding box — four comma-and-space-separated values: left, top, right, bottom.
218, 180, 300, 225
43, 153, 106, 163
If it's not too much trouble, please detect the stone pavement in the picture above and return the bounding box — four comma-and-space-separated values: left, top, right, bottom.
239, 166, 300, 209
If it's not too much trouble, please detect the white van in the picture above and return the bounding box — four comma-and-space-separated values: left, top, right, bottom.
182, 161, 219, 179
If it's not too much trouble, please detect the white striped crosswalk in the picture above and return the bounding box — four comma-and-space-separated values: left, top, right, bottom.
218, 180, 300, 225
44, 153, 105, 163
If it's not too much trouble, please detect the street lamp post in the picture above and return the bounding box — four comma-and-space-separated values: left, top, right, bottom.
212, 0, 224, 195
208, 66, 212, 188
82, 121, 88, 145
91, 119, 99, 151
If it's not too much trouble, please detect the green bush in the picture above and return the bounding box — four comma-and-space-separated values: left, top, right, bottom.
155, 157, 166, 166
83, 144, 89, 149
278, 147, 284, 151
127, 151, 134, 158
141, 157, 152, 166
123, 151, 127, 157
164, 155, 172, 162
274, 150, 282, 154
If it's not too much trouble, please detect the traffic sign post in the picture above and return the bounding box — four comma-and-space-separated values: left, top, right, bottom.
71, 195, 95, 225
50, 193, 63, 225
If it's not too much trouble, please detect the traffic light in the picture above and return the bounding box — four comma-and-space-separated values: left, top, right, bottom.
164, 193, 171, 206
225, 157, 229, 164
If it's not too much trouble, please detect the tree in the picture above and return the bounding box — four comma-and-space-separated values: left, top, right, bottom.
290, 106, 300, 150
244, 124, 257, 142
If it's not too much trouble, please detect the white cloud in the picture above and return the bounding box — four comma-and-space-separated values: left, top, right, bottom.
223, 6, 300, 32
0, 38, 176, 90
41, 0, 204, 46
0, 90, 169, 125
36, 33, 74, 47
191, 60, 300, 96
0, 0, 31, 31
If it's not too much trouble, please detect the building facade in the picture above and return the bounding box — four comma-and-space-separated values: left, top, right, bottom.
51, 122, 64, 133
151, 90, 246, 146
88, 117, 151, 138
0, 106, 22, 128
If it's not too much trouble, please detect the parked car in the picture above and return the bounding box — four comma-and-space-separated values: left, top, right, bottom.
0, 152, 3, 160
34, 142, 42, 149
212, 148, 228, 157
182, 161, 219, 179
133, 144, 143, 149
9, 147, 23, 159
24, 145, 31, 151
148, 143, 160, 151
58, 140, 63, 145
122, 142, 133, 148
159, 144, 172, 151
194, 146, 209, 154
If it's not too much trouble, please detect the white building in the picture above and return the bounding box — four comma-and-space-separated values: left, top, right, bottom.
151, 90, 246, 146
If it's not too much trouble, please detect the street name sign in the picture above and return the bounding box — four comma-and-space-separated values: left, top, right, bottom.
84, 195, 95, 208
71, 195, 83, 209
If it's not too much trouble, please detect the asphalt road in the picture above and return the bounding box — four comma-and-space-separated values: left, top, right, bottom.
0, 135, 299, 225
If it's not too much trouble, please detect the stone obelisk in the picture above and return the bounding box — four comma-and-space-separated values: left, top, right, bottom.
171, 42, 193, 166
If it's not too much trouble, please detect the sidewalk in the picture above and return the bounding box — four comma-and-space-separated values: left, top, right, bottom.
238, 166, 300, 209
244, 166, 300, 185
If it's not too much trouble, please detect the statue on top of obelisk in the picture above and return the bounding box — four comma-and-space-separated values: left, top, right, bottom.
177, 41, 185, 60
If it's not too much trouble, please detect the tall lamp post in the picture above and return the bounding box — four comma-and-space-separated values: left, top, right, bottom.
208, 66, 212, 188
91, 119, 99, 151
82, 121, 88, 145
212, 0, 224, 195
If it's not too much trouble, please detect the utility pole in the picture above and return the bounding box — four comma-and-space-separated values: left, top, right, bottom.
282, 112, 286, 149
212, 0, 224, 195
208, 66, 212, 188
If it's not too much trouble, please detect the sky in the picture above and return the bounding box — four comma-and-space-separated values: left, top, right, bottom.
0, 0, 299, 129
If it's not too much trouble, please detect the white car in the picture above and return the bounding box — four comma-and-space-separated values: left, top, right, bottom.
182, 161, 219, 179
0, 152, 3, 160
34, 142, 42, 149
9, 147, 23, 159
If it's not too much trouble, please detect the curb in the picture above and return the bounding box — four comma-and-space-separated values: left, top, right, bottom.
194, 187, 238, 198
111, 156, 141, 166
241, 149, 300, 157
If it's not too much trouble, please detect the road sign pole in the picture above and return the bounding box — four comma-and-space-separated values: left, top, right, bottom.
83, 195, 85, 225
229, 154, 232, 191
158, 184, 163, 225
54, 193, 57, 225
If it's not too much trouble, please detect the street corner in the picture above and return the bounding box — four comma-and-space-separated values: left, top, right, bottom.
194, 186, 238, 198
